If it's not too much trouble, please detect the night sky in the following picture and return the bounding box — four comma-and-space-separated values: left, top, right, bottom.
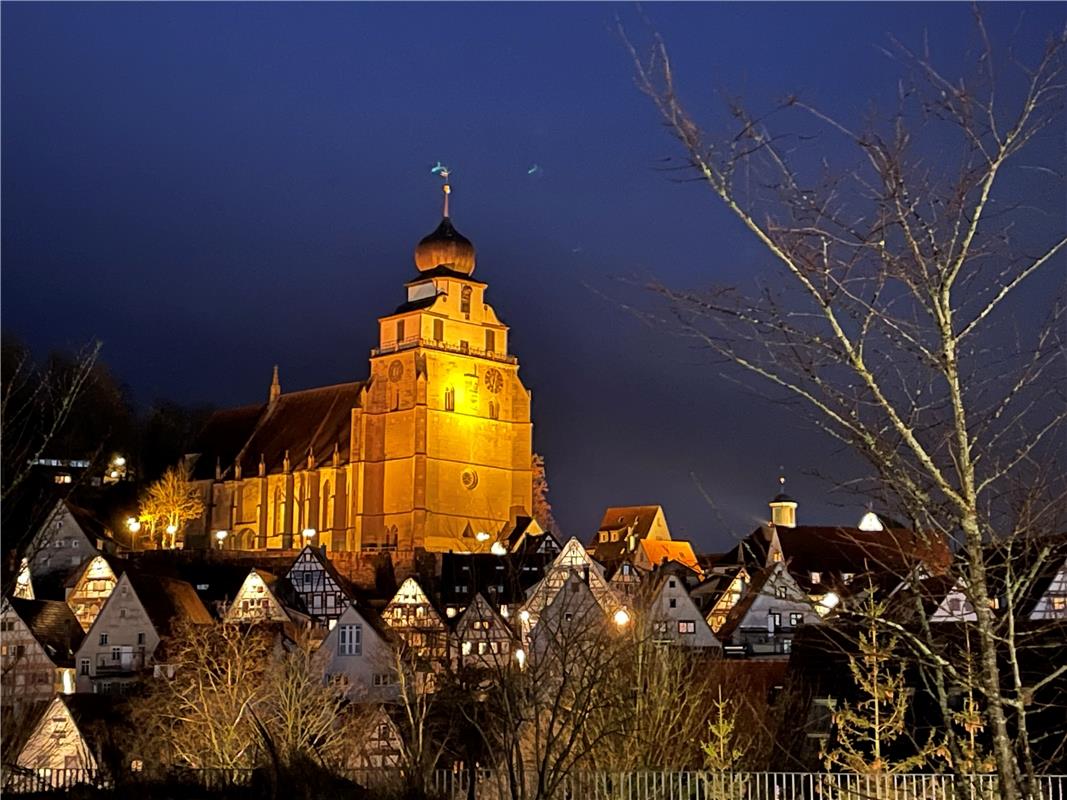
3, 3, 1064, 551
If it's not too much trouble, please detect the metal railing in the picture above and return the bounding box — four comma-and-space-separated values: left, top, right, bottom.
373, 336, 517, 364
2, 768, 1064, 799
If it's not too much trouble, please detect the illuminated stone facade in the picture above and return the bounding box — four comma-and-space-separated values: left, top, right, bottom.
189, 196, 533, 555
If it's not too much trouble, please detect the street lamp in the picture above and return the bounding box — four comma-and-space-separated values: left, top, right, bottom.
126, 517, 141, 534
490, 541, 507, 556
514, 648, 526, 670
475, 531, 491, 543
215, 530, 228, 550
518, 609, 530, 624
613, 608, 631, 628
302, 528, 317, 546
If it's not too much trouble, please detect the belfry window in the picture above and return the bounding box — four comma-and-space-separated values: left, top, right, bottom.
489, 400, 499, 420
433, 319, 444, 342
461, 286, 472, 318
485, 330, 495, 353
444, 387, 455, 412
396, 319, 406, 344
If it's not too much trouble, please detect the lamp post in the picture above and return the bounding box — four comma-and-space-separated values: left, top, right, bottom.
302, 528, 317, 548
215, 530, 228, 550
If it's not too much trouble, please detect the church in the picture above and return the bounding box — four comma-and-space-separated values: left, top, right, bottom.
185, 178, 534, 555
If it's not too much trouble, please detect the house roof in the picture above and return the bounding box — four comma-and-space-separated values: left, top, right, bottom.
690, 566, 748, 615
8, 598, 85, 667
439, 552, 551, 610
124, 571, 213, 635
596, 505, 664, 536
190, 381, 365, 480
724, 524, 951, 591
639, 539, 702, 577
715, 565, 780, 641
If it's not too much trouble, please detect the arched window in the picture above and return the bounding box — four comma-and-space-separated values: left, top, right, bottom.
321, 480, 332, 530
444, 386, 455, 412
272, 486, 282, 535
489, 400, 499, 420
460, 286, 472, 318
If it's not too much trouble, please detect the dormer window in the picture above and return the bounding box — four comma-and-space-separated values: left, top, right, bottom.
810, 571, 822, 585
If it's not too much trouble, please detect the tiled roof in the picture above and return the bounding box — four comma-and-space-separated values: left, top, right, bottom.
190, 382, 365, 480
9, 598, 85, 667
189, 404, 265, 480
725, 524, 950, 590
715, 565, 777, 641
596, 505, 663, 535
125, 571, 213, 635
639, 539, 702, 577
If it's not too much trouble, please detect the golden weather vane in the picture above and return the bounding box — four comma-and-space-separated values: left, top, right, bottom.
431, 162, 452, 217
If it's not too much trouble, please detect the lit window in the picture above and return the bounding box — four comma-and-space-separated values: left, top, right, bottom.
678, 620, 696, 635
810, 572, 821, 585
339, 624, 362, 656
790, 613, 804, 627
774, 585, 787, 600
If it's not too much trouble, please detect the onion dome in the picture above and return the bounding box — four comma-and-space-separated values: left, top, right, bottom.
414, 216, 476, 275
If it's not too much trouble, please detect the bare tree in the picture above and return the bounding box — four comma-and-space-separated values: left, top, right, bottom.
137, 464, 205, 549
623, 13, 1066, 797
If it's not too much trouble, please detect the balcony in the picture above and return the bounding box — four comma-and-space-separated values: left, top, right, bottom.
94, 649, 145, 674
372, 336, 517, 365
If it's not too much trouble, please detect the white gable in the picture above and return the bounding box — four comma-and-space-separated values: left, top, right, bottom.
520, 538, 617, 627
224, 570, 290, 623
649, 575, 720, 648
930, 578, 976, 623
17, 695, 97, 772
1029, 559, 1067, 621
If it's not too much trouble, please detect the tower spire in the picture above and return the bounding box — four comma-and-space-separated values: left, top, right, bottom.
269, 364, 281, 403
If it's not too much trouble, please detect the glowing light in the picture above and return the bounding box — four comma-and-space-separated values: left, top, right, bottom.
215, 530, 228, 542
475, 531, 491, 542
126, 517, 141, 533
113, 456, 127, 467
819, 592, 841, 615
858, 511, 884, 532
109, 471, 119, 479
166, 524, 178, 535
302, 528, 317, 539
613, 608, 632, 627
490, 541, 507, 556
515, 648, 526, 669
518, 609, 531, 623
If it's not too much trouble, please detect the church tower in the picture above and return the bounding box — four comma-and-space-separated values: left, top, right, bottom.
350, 172, 534, 552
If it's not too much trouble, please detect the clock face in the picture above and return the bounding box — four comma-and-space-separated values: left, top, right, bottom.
484, 368, 503, 394
388, 361, 404, 382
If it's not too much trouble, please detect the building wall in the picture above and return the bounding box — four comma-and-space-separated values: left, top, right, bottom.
0, 610, 74, 708
647, 577, 720, 648
29, 506, 95, 577
66, 557, 119, 632
16, 697, 95, 772
317, 605, 397, 701
75, 575, 161, 693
